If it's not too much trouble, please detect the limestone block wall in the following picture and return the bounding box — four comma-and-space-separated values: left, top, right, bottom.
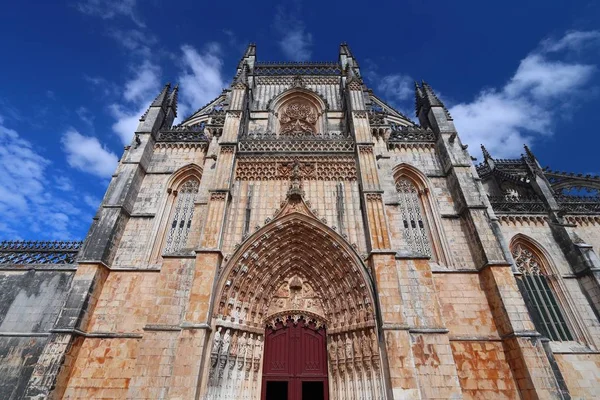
222, 179, 367, 255
569, 218, 600, 255
0, 270, 73, 399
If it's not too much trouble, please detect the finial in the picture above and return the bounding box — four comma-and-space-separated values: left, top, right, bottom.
168, 84, 179, 116
481, 144, 492, 160
524, 144, 535, 161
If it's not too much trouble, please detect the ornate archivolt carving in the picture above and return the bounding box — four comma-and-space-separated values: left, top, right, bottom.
235, 156, 357, 181
279, 100, 318, 135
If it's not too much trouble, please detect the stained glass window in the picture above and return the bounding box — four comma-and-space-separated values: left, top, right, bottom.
164, 178, 199, 253
396, 178, 431, 256
512, 243, 573, 341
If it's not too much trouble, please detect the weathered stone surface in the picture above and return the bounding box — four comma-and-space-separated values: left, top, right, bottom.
1, 44, 600, 399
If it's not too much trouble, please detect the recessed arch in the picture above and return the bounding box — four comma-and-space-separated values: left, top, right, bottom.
508, 234, 588, 343
147, 163, 203, 262
166, 163, 203, 191
268, 88, 329, 135
391, 163, 452, 266
203, 200, 385, 400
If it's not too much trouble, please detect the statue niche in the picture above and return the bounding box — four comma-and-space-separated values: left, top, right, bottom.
279, 100, 318, 135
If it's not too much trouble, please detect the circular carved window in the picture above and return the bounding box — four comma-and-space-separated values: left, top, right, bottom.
279, 101, 318, 135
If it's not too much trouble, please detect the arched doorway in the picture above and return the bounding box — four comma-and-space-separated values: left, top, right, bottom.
262, 317, 328, 400
203, 196, 385, 400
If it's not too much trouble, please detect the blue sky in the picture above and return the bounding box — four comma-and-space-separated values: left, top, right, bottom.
0, 0, 599, 240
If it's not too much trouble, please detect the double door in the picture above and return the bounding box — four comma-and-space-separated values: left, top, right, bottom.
261, 319, 328, 400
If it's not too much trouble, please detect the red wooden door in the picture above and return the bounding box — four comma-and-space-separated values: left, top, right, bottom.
261, 318, 328, 400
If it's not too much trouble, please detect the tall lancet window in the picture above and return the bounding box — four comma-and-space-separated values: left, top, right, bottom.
164, 178, 199, 254
396, 178, 431, 256
512, 243, 573, 341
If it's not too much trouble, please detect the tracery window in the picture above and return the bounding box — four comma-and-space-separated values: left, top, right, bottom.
164, 178, 199, 253
396, 178, 431, 256
512, 243, 573, 341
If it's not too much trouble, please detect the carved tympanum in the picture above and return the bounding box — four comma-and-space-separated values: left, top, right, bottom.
279, 101, 317, 135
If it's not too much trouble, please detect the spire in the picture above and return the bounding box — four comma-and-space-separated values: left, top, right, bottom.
140, 83, 171, 122
151, 83, 171, 108
243, 43, 256, 58
167, 84, 178, 117
236, 43, 256, 71
339, 42, 353, 57
414, 81, 452, 121
339, 42, 361, 78
421, 80, 443, 107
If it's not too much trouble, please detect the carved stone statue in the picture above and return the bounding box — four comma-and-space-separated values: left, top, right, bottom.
253, 335, 263, 359
345, 333, 353, 359
220, 329, 231, 355
238, 332, 247, 358
361, 330, 371, 356
328, 336, 337, 361
212, 327, 222, 354
337, 335, 345, 360
232, 307, 241, 322
370, 329, 379, 355
247, 334, 255, 358
353, 332, 362, 358
230, 331, 238, 357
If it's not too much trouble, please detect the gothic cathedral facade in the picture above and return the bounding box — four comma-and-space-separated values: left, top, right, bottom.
2, 44, 600, 399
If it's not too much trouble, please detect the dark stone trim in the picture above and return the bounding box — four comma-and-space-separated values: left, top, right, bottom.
431, 268, 479, 274
449, 336, 502, 342
0, 265, 77, 271
409, 328, 450, 334
440, 214, 461, 219
51, 328, 143, 339
500, 330, 541, 340
130, 213, 155, 218
180, 323, 212, 330
0, 332, 51, 337
144, 324, 182, 332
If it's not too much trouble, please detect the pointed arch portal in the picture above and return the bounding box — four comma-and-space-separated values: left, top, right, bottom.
204, 197, 385, 400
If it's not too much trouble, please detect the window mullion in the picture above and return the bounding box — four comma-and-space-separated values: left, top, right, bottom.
522, 274, 553, 339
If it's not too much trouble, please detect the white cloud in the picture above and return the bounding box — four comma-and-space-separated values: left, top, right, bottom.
541, 30, 600, 53
177, 44, 226, 119
0, 117, 86, 239
107, 28, 156, 58
274, 5, 313, 61
76, 106, 95, 128
450, 30, 599, 158
83, 194, 101, 209
76, 0, 144, 28
61, 129, 118, 178
377, 74, 413, 103
109, 61, 161, 144
55, 176, 74, 192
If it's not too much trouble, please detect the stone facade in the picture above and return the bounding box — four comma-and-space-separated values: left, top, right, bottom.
1, 43, 600, 399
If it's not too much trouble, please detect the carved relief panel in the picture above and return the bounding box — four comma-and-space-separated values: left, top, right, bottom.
279, 101, 318, 135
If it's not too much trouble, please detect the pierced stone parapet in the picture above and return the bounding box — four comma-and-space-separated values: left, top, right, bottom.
157, 123, 209, 142
253, 61, 341, 76
557, 195, 600, 215
0, 240, 82, 264
388, 124, 435, 142
488, 196, 546, 214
